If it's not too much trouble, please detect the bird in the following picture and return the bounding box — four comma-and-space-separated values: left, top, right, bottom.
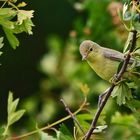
79, 40, 139, 82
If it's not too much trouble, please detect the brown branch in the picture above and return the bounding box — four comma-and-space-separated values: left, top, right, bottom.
84, 30, 137, 140
60, 98, 86, 135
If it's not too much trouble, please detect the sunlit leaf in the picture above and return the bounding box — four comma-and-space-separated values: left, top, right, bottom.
38, 131, 57, 140
8, 110, 25, 126
3, 27, 19, 49
8, 98, 19, 116
0, 8, 17, 19
17, 2, 27, 8
0, 18, 14, 29
93, 125, 108, 133
17, 10, 34, 25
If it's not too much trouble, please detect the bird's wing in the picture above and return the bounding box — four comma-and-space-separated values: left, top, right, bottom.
102, 47, 125, 62
102, 47, 134, 64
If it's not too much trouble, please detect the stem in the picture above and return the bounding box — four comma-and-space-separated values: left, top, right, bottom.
3, 124, 9, 138
61, 98, 86, 135
84, 30, 137, 140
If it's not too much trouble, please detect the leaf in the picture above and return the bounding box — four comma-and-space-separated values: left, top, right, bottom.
0, 18, 14, 29
8, 91, 14, 111
93, 125, 108, 133
17, 2, 27, 8
17, 10, 34, 25
123, 32, 133, 53
126, 99, 140, 112
8, 92, 20, 116
79, 83, 90, 96
13, 18, 34, 35
111, 112, 136, 126
123, 3, 128, 19
57, 124, 74, 140
59, 124, 73, 138
38, 131, 57, 140
8, 98, 19, 116
111, 82, 132, 106
133, 22, 140, 33
21, 19, 34, 35
0, 8, 17, 19
8, 110, 25, 126
3, 27, 19, 49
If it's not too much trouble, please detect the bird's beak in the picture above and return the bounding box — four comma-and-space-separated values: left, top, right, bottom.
82, 54, 87, 60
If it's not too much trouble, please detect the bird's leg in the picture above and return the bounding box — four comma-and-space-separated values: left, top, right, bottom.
98, 88, 110, 107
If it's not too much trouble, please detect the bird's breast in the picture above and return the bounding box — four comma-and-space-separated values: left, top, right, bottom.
87, 56, 120, 81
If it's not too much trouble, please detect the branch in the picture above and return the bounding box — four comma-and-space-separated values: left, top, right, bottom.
84, 30, 137, 140
60, 98, 86, 135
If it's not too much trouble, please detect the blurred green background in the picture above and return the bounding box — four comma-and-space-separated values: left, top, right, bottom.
1, 0, 139, 139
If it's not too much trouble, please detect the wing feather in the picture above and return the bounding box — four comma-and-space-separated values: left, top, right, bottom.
102, 47, 134, 63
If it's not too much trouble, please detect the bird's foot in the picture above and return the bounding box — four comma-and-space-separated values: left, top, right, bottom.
109, 74, 119, 85
109, 74, 125, 85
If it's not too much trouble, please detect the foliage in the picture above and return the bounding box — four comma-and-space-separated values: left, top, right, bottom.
0, 0, 34, 49
0, 92, 25, 139
1, 0, 140, 140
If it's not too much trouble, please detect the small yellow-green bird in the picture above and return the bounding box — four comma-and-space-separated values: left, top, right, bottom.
79, 40, 138, 82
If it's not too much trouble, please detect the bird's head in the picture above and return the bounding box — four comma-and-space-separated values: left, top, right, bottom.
79, 40, 99, 61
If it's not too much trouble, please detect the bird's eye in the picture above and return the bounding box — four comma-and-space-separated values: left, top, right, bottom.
89, 48, 93, 51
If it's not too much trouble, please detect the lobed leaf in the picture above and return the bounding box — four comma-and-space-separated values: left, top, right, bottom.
111, 82, 132, 106
8, 110, 25, 126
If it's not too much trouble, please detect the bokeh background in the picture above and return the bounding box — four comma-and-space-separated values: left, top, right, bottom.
1, 0, 138, 139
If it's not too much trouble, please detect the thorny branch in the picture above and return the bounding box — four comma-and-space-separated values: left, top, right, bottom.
84, 30, 137, 140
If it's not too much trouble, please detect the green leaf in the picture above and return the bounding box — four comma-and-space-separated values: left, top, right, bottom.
8, 110, 25, 126
111, 82, 132, 106
3, 27, 19, 49
8, 98, 19, 116
111, 112, 136, 126
133, 22, 140, 33
0, 8, 17, 19
93, 125, 107, 133
13, 18, 34, 35
126, 99, 140, 112
8, 91, 14, 110
0, 18, 14, 29
57, 124, 74, 140
59, 124, 73, 138
38, 131, 57, 140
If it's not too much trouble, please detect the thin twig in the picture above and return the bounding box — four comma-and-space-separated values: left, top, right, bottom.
7, 98, 87, 140
60, 98, 86, 135
84, 30, 137, 140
